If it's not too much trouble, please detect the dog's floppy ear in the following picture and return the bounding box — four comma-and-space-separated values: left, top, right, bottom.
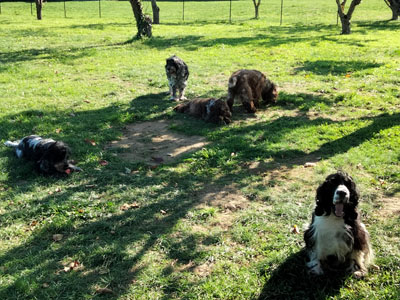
38, 159, 50, 173
343, 174, 360, 221
315, 179, 333, 216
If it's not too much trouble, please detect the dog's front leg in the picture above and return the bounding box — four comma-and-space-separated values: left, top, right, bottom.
178, 83, 187, 100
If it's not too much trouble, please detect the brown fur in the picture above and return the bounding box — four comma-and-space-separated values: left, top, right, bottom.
227, 69, 278, 113
174, 98, 232, 125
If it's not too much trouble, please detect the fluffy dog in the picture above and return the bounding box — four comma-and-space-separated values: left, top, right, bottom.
227, 69, 278, 113
165, 55, 189, 101
304, 171, 373, 278
4, 135, 81, 175
174, 98, 232, 125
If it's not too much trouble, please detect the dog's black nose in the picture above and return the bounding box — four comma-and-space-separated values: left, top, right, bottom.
337, 190, 347, 197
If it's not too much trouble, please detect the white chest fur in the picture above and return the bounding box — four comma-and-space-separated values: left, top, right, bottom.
312, 214, 353, 262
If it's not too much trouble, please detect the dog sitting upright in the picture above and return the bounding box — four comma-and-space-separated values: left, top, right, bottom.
165, 55, 189, 101
227, 69, 278, 113
304, 171, 373, 278
174, 98, 232, 125
4, 135, 81, 175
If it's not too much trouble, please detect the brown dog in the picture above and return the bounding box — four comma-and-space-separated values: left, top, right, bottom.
174, 98, 232, 125
227, 69, 278, 113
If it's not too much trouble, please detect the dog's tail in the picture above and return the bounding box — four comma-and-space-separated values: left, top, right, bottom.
4, 140, 19, 148
228, 76, 238, 88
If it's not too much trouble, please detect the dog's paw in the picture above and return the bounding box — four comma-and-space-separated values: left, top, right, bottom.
170, 97, 179, 102
179, 96, 187, 101
353, 270, 366, 279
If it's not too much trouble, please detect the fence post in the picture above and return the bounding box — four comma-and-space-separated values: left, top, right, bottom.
229, 0, 232, 23
182, 0, 185, 21
64, 0, 66, 18
280, 0, 283, 25
99, 0, 101, 18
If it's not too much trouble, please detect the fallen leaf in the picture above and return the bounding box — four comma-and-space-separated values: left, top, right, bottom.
55, 128, 61, 134
95, 288, 113, 295
65, 260, 83, 272
151, 156, 164, 163
160, 209, 167, 215
304, 162, 316, 168
99, 160, 109, 166
345, 73, 351, 78
120, 202, 140, 211
55, 187, 62, 193
85, 138, 96, 146
42, 283, 49, 288
83, 100, 91, 103
291, 225, 300, 234
53, 234, 63, 242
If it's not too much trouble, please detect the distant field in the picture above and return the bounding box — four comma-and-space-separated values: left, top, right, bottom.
0, 1, 399, 299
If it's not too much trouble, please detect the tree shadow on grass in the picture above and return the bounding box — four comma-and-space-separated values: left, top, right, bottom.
258, 250, 347, 300
293, 60, 382, 76
0, 93, 399, 298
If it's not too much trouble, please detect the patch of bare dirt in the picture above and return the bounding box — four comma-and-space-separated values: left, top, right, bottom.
376, 196, 400, 217
196, 184, 250, 212
108, 120, 208, 165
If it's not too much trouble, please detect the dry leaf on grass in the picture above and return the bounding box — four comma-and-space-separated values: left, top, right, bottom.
120, 202, 140, 211
304, 162, 316, 168
291, 225, 300, 234
95, 288, 113, 295
52, 234, 63, 242
160, 210, 167, 215
99, 160, 109, 166
84, 138, 96, 146
63, 261, 83, 272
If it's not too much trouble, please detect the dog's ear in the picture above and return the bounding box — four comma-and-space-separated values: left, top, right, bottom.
38, 159, 50, 173
315, 180, 333, 216
228, 76, 238, 88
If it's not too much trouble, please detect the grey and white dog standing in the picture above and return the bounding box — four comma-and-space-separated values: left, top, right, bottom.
165, 55, 189, 101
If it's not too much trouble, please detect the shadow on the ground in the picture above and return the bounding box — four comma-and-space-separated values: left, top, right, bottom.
0, 88, 399, 298
258, 250, 348, 300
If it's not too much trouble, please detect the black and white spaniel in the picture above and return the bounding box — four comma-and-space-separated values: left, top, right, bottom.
304, 171, 373, 278
5, 135, 81, 175
165, 55, 189, 101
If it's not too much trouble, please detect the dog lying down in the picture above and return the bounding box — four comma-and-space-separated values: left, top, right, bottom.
174, 98, 232, 125
4, 135, 82, 175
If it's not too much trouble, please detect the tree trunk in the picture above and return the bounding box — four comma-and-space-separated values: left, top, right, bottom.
35, 0, 43, 20
336, 0, 361, 34
151, 0, 160, 24
252, 0, 261, 19
384, 0, 400, 20
128, 0, 152, 38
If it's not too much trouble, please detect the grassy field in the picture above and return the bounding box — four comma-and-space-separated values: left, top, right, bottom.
1, 0, 400, 299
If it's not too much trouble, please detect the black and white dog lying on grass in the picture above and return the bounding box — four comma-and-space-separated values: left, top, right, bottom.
5, 135, 81, 175
165, 55, 189, 101
304, 171, 373, 278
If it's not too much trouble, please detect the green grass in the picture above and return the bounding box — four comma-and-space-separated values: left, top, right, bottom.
1, 0, 400, 299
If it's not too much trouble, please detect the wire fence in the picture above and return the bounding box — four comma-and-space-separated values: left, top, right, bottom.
0, 0, 389, 26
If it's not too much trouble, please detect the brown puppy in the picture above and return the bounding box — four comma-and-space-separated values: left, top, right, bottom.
174, 98, 232, 125
227, 69, 278, 113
